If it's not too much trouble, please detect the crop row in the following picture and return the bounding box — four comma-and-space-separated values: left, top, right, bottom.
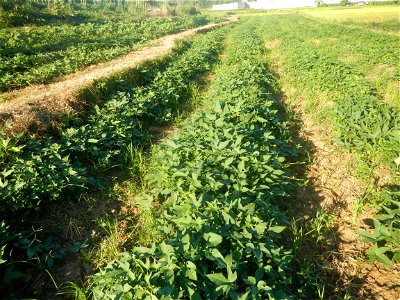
302, 15, 399, 68
284, 14, 398, 104
259, 14, 400, 166
0, 15, 216, 91
258, 15, 399, 270
338, 17, 400, 36
267, 14, 399, 104
0, 27, 227, 294
90, 21, 311, 299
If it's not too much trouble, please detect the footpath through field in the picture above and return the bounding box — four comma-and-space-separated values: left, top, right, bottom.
0, 16, 237, 134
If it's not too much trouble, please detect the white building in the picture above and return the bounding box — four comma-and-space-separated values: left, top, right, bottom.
213, 2, 248, 10
212, 0, 394, 10
213, 0, 317, 10
248, 0, 316, 9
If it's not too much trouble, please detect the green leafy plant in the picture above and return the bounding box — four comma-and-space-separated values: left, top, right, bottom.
0, 15, 219, 91
357, 191, 400, 269
90, 21, 318, 299
0, 26, 227, 297
258, 14, 400, 167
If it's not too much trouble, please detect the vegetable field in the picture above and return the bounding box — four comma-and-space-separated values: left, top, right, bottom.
0, 4, 399, 300
0, 15, 217, 92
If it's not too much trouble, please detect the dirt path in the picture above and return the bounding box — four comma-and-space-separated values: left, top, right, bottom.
290, 95, 400, 299
0, 17, 237, 135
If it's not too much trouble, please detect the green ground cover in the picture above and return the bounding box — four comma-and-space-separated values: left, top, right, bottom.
0, 27, 227, 297
259, 13, 399, 167
1, 4, 399, 298
88, 18, 323, 299
258, 11, 399, 272
270, 14, 399, 108
0, 15, 219, 92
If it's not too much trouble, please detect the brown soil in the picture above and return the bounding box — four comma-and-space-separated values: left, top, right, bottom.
0, 16, 238, 135
288, 91, 400, 299
266, 43, 400, 299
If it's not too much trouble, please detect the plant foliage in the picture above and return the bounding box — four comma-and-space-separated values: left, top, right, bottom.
90, 21, 309, 299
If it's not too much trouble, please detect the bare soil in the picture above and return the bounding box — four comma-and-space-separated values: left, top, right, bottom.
288, 91, 400, 299
0, 16, 237, 135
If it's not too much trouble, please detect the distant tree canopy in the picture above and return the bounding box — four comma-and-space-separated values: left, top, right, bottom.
0, 0, 222, 9
0, 0, 229, 26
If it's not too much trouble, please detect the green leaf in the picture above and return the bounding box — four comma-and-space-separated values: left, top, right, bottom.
367, 246, 395, 269
214, 101, 222, 113
1, 169, 13, 177
134, 246, 155, 255
206, 273, 229, 285
210, 248, 226, 264
185, 266, 197, 281
269, 226, 286, 233
238, 159, 245, 171
255, 268, 264, 281
246, 276, 256, 285
257, 116, 268, 123
4, 267, 25, 285
224, 253, 233, 266
228, 271, 237, 282
392, 252, 400, 262
0, 245, 6, 264
192, 292, 202, 300
224, 157, 234, 167
164, 141, 178, 149
205, 113, 216, 121
0, 178, 8, 188
217, 140, 230, 150
123, 283, 132, 293
191, 173, 202, 188
215, 118, 224, 127
237, 291, 250, 300
181, 234, 190, 244
187, 261, 196, 269
357, 229, 380, 243
394, 156, 400, 168
160, 241, 174, 256
203, 232, 223, 247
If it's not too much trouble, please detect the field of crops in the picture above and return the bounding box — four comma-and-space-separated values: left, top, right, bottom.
261, 14, 400, 164
0, 4, 399, 299
0, 15, 218, 92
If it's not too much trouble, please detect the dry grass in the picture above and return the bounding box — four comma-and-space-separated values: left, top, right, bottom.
365, 64, 399, 109
264, 39, 280, 49
383, 80, 400, 108
305, 5, 400, 23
